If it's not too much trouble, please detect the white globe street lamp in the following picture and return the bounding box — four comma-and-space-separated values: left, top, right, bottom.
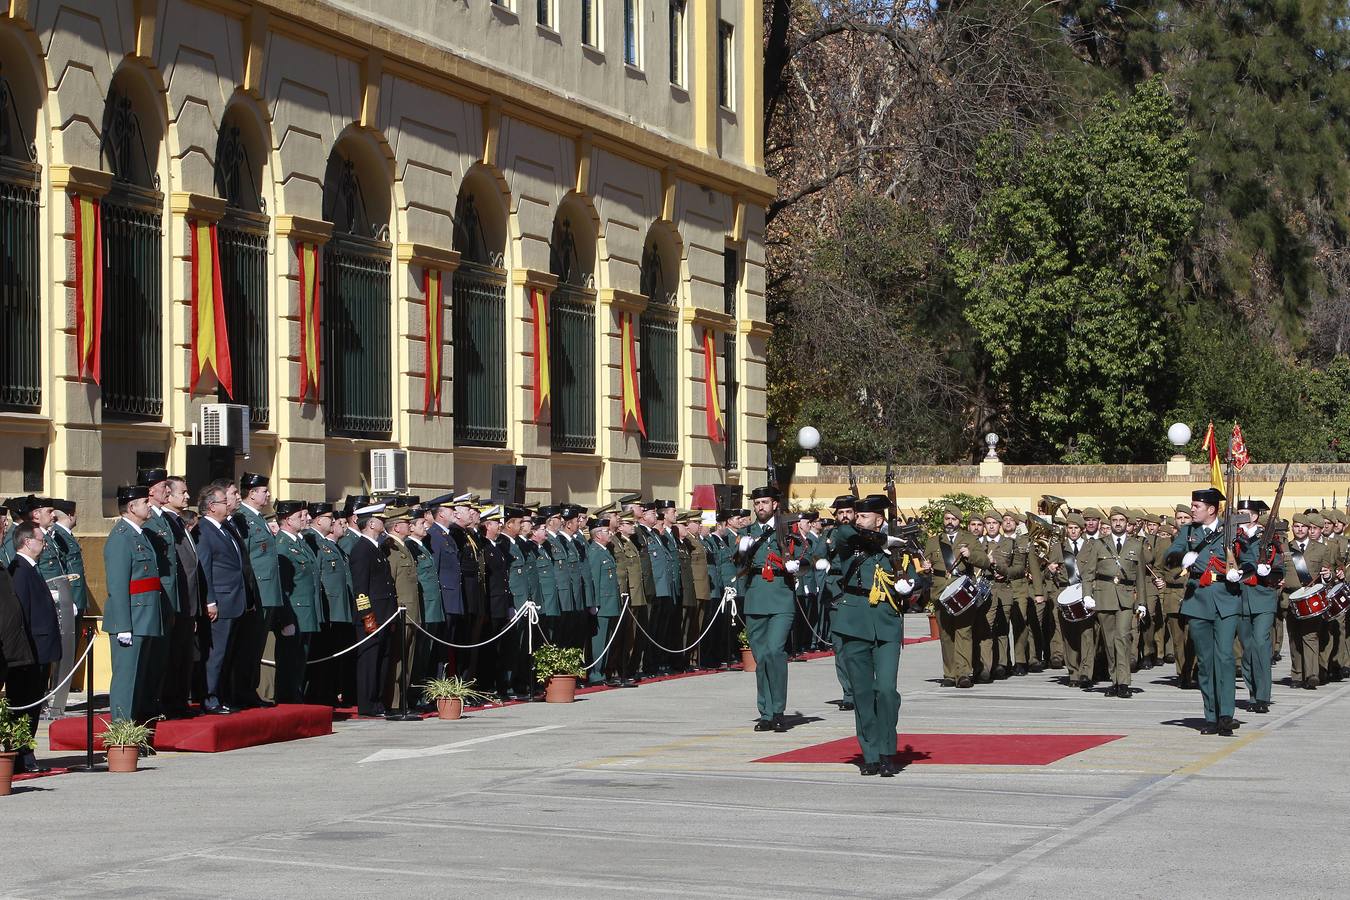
797, 426, 821, 452
1166, 422, 1193, 477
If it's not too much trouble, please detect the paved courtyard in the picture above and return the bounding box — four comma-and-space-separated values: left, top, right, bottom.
8, 637, 1348, 899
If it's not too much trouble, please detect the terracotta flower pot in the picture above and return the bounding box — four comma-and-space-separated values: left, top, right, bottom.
0, 751, 15, 796
739, 648, 757, 672
928, 614, 940, 640
106, 745, 140, 773
436, 698, 463, 720
544, 675, 578, 703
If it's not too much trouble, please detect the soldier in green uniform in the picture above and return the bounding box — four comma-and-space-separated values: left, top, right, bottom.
921, 506, 986, 688
274, 501, 321, 704
302, 502, 353, 706
829, 495, 916, 777
532, 513, 565, 647
611, 511, 647, 686
407, 506, 447, 704
989, 510, 1043, 675
498, 506, 537, 697
1079, 506, 1146, 698
382, 507, 420, 712
1234, 502, 1280, 713
824, 496, 858, 707
233, 473, 278, 706
586, 519, 622, 685
737, 486, 804, 732
1280, 512, 1331, 689
642, 502, 680, 673
103, 485, 171, 722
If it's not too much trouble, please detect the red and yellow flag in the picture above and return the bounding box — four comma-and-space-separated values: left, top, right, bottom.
702, 328, 723, 444
532, 287, 550, 421
72, 194, 103, 383
1230, 422, 1249, 470
620, 311, 646, 438
297, 242, 321, 402
189, 220, 234, 397
424, 268, 444, 413
1201, 421, 1223, 497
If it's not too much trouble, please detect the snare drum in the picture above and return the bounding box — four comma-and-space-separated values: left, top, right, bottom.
938, 576, 979, 616
1056, 583, 1093, 622
1290, 583, 1329, 620
1324, 583, 1349, 619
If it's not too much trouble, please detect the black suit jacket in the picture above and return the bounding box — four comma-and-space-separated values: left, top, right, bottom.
0, 566, 35, 670
9, 557, 61, 666
196, 518, 248, 619
164, 511, 203, 616
348, 535, 396, 602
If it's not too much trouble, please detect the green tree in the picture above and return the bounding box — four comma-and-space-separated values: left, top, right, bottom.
951, 77, 1200, 462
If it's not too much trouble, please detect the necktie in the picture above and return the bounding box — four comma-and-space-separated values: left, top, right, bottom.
1116, 538, 1123, 553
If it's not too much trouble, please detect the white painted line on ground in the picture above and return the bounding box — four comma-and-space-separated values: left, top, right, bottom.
358, 724, 565, 764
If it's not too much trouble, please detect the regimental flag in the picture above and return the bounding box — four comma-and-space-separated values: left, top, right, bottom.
72, 194, 103, 383
532, 287, 550, 421
189, 220, 234, 397
1201, 421, 1224, 497
297, 242, 321, 403
702, 328, 724, 444
1231, 422, 1249, 470
620, 311, 646, 438
423, 268, 444, 413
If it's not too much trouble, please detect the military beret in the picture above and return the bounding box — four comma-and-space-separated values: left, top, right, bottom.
1142, 513, 1161, 525
1321, 509, 1344, 525
1109, 506, 1130, 518
307, 502, 334, 517
1294, 513, 1318, 527
1126, 508, 1147, 520
1191, 487, 1224, 506
982, 511, 1001, 521
1065, 512, 1086, 527
942, 505, 963, 519
749, 486, 781, 501
1082, 507, 1105, 520
1175, 503, 1191, 515
1270, 517, 1290, 532
240, 472, 269, 491
116, 484, 150, 504
854, 494, 889, 514
274, 500, 307, 518
136, 467, 168, 488
831, 495, 857, 511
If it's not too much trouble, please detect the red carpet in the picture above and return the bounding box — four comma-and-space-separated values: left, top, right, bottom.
49, 705, 333, 753
14, 766, 73, 782
755, 733, 1124, 766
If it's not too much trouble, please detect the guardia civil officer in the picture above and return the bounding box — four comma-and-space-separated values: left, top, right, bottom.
737, 486, 804, 733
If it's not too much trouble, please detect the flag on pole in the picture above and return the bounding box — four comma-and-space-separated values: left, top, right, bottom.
620, 311, 646, 438
702, 328, 724, 444
1231, 422, 1249, 470
189, 220, 234, 397
423, 268, 444, 413
72, 194, 103, 383
531, 287, 550, 421
297, 242, 321, 402
1201, 421, 1223, 496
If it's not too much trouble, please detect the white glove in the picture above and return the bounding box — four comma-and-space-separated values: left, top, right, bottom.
1225, 568, 1241, 583
1135, 605, 1147, 617
784, 560, 800, 574
814, 558, 830, 572
1257, 564, 1271, 577
281, 624, 297, 637
1083, 596, 1096, 611
886, 535, 904, 548
117, 632, 132, 647
1182, 551, 1198, 568
896, 578, 915, 595
738, 535, 753, 553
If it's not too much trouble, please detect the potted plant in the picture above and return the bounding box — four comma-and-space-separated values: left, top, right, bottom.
737, 629, 756, 672
98, 719, 155, 773
921, 599, 940, 640
419, 676, 496, 720
533, 645, 586, 703
0, 699, 34, 796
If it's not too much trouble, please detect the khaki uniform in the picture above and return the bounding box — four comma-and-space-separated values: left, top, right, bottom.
1159, 535, 1192, 683
1282, 537, 1329, 685
985, 532, 1042, 671
1049, 538, 1095, 683
1078, 534, 1143, 687
924, 529, 987, 683
1137, 532, 1165, 663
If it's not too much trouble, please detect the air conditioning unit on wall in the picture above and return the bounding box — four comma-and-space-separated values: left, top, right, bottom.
371, 449, 409, 494
199, 404, 250, 456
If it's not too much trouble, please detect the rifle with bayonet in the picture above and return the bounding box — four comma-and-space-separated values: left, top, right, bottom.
884, 459, 899, 532
1222, 439, 1239, 572
848, 463, 859, 499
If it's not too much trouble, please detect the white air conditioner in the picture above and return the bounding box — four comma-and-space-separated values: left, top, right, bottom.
370, 449, 409, 494
199, 403, 250, 456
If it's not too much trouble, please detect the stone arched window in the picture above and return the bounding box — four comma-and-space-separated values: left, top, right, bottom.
547, 203, 596, 453
638, 227, 679, 458
99, 74, 164, 421
0, 56, 41, 412
321, 143, 391, 438
452, 176, 508, 447
213, 109, 269, 427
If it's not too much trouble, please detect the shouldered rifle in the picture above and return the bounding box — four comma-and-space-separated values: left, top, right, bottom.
1257, 462, 1291, 562
848, 463, 859, 499
885, 460, 898, 531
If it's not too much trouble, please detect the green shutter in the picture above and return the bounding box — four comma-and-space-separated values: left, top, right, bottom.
453, 264, 508, 446
218, 212, 269, 427
101, 183, 163, 421
640, 312, 678, 458
549, 285, 596, 452
0, 159, 40, 412
323, 234, 392, 437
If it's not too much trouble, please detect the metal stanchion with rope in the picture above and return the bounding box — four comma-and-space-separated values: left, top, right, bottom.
259, 607, 404, 667
8, 639, 96, 713
581, 595, 633, 675
630, 590, 736, 659
405, 600, 536, 651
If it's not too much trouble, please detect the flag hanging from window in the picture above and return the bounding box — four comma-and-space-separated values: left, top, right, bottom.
424, 268, 444, 413
1201, 421, 1223, 497
620, 311, 646, 438
72, 194, 103, 383
702, 328, 724, 444
532, 287, 550, 421
189, 220, 234, 397
297, 242, 321, 403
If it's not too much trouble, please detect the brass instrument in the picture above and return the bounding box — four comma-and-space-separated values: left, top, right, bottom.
1024, 510, 1062, 563
1038, 494, 1068, 520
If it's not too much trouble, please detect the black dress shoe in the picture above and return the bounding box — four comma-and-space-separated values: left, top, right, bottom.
941, 678, 956, 687
956, 676, 974, 689
992, 665, 1008, 680
1164, 653, 1176, 663
839, 701, 855, 711
1271, 652, 1282, 663
1049, 656, 1065, 669
1251, 701, 1269, 714
1116, 684, 1132, 698
1221, 716, 1240, 731
203, 697, 234, 715
16, 752, 50, 774
978, 672, 993, 684
1305, 677, 1320, 690
859, 762, 880, 776
1012, 664, 1027, 676
1217, 718, 1233, 737
604, 677, 623, 687
622, 678, 640, 687
1029, 660, 1045, 673
878, 757, 898, 777
754, 719, 774, 732
773, 716, 788, 733
1199, 721, 1220, 735
1079, 678, 1095, 691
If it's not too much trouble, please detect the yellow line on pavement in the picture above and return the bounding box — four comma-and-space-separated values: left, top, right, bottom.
1174, 729, 1264, 774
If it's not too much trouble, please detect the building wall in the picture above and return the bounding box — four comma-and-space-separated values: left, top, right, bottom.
0, 0, 774, 547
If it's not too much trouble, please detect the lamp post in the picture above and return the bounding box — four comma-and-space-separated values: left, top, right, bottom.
979, 431, 1003, 477
796, 426, 822, 478
1166, 422, 1193, 477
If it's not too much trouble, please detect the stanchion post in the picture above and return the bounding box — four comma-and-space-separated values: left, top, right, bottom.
84, 623, 95, 771
386, 611, 420, 722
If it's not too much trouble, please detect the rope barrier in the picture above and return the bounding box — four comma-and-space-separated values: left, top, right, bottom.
405, 602, 532, 649
630, 593, 728, 656
792, 591, 832, 646
260, 607, 404, 667
581, 596, 632, 671
9, 640, 96, 711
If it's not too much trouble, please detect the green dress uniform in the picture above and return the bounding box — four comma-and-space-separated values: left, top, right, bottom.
303, 525, 354, 705
1234, 524, 1280, 709
385, 534, 419, 709
408, 536, 446, 692
276, 530, 321, 703
587, 541, 621, 684
1078, 532, 1144, 692
986, 530, 1042, 673
535, 537, 564, 639
235, 504, 280, 701
738, 514, 805, 725
643, 524, 681, 672
505, 535, 538, 694
923, 528, 988, 685
821, 524, 854, 705
829, 523, 914, 772
102, 517, 170, 721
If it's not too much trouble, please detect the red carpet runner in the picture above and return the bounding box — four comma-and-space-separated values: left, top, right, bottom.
49, 705, 333, 753
755, 733, 1124, 766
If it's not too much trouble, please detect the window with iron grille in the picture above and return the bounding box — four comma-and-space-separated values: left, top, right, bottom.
537, 0, 551, 27
668, 1, 686, 87
718, 20, 734, 109
723, 248, 740, 470
452, 191, 508, 447
99, 88, 163, 421
322, 152, 392, 438
214, 123, 269, 427
624, 0, 640, 66
582, 0, 598, 47
0, 70, 41, 413
548, 215, 595, 453
640, 239, 678, 458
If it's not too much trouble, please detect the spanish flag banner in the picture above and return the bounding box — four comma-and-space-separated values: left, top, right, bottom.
1201, 421, 1224, 498
72, 194, 103, 383
531, 287, 550, 421
189, 220, 234, 397
702, 328, 724, 444
297, 242, 321, 402
620, 311, 646, 438
423, 268, 444, 413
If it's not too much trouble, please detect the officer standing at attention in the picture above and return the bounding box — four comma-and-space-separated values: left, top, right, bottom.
829, 495, 916, 777
274, 501, 321, 704
586, 518, 621, 685
737, 486, 804, 733
234, 473, 279, 705
1234, 502, 1281, 714
1078, 506, 1146, 698
302, 502, 353, 706
103, 484, 169, 722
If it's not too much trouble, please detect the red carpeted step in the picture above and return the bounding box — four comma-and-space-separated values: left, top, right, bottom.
49, 705, 334, 753
755, 732, 1124, 766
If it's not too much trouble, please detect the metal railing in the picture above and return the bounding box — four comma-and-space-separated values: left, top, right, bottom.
217, 210, 269, 427
0, 158, 40, 412
452, 263, 508, 447
322, 233, 392, 437
640, 312, 678, 458
724, 334, 738, 469
101, 183, 163, 420
548, 285, 596, 453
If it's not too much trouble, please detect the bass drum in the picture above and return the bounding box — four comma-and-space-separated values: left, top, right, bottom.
1056, 583, 1093, 622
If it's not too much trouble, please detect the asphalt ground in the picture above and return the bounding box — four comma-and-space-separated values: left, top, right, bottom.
6, 634, 1348, 899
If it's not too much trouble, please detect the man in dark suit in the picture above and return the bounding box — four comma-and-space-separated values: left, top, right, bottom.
347, 505, 398, 717
159, 476, 203, 717
426, 500, 463, 675
196, 482, 249, 713
9, 522, 62, 771
46, 499, 87, 718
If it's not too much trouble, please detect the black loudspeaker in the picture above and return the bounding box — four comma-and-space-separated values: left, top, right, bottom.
714, 483, 743, 511
186, 446, 235, 500
490, 465, 528, 504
